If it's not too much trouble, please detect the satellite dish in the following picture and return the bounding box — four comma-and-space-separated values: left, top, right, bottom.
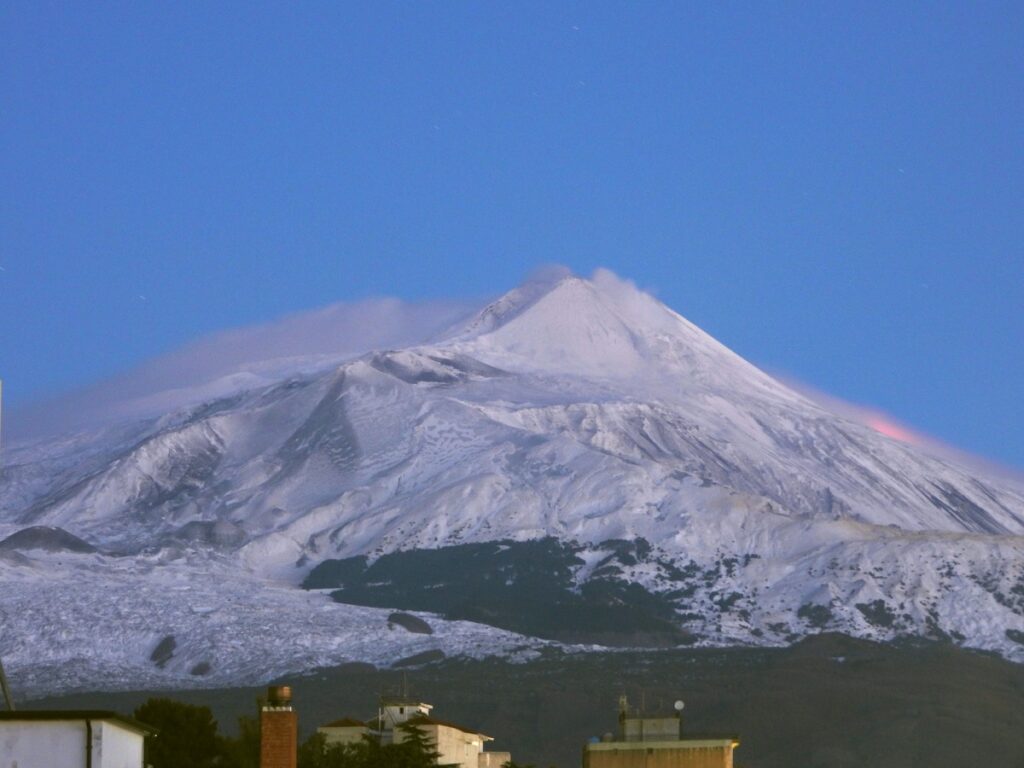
674, 700, 685, 711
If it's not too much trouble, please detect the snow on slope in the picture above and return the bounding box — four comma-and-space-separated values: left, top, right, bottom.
2, 268, 1024, 694
0, 548, 541, 697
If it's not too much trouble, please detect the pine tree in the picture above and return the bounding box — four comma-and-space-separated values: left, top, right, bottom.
396, 720, 442, 768
298, 732, 368, 768
219, 714, 260, 768
132, 698, 222, 768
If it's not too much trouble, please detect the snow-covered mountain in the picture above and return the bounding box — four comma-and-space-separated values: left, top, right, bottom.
3, 269, 1024, 694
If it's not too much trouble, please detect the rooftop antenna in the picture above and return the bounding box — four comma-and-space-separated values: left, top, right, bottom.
376, 683, 387, 738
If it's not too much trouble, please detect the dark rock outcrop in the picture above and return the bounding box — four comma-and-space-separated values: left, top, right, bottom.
387, 612, 433, 635
150, 635, 176, 669
0, 526, 97, 554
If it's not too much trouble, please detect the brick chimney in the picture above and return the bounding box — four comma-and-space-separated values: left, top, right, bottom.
260, 685, 297, 768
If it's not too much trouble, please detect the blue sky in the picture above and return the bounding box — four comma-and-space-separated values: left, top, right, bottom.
1, 3, 1022, 468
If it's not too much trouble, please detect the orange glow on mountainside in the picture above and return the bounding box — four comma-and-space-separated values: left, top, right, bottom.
865, 413, 921, 444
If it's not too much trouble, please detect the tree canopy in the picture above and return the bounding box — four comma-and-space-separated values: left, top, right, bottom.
130, 697, 460, 768
133, 698, 223, 768
299, 725, 441, 768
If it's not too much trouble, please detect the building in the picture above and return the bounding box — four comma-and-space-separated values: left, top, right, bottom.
260, 686, 298, 768
582, 697, 739, 768
319, 696, 511, 768
0, 710, 155, 768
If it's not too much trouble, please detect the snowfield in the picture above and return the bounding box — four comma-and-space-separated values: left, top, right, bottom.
2, 270, 1024, 695
0, 548, 543, 697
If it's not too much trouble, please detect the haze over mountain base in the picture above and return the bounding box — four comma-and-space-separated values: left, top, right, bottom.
28, 638, 1024, 768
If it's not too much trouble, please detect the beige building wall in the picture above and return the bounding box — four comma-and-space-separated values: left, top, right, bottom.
318, 725, 369, 748
621, 717, 680, 742
397, 723, 487, 768
317, 712, 507, 768
584, 741, 736, 768
477, 751, 510, 768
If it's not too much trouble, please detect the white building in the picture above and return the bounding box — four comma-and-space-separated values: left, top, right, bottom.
319, 697, 511, 768
0, 710, 155, 768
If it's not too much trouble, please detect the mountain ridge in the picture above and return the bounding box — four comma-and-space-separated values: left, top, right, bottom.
2, 269, 1024, 694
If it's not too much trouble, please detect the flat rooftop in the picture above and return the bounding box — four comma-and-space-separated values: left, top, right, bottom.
0, 710, 156, 736
586, 737, 740, 751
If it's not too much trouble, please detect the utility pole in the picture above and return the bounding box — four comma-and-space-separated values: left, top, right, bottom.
0, 660, 13, 711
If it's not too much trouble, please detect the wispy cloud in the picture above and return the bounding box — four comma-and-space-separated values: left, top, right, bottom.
9, 295, 482, 441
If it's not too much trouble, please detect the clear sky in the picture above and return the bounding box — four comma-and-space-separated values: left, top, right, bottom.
1, 3, 1022, 468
